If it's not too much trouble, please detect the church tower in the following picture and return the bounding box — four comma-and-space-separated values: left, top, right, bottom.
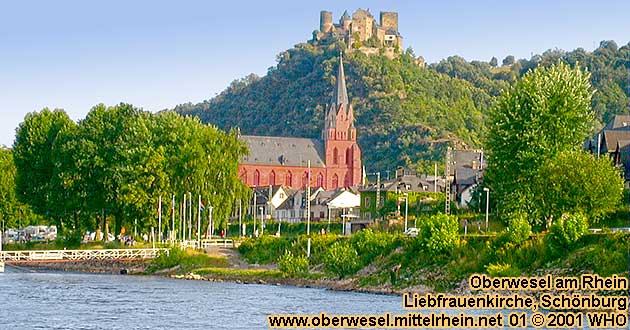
323, 54, 362, 189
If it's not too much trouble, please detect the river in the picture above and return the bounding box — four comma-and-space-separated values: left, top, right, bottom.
0, 266, 402, 329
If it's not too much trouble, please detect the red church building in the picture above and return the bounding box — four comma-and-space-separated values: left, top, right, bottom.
238, 54, 362, 190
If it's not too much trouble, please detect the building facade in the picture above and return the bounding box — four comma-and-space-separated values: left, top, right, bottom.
238, 54, 362, 190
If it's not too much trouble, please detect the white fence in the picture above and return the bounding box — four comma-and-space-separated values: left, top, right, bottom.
179, 239, 237, 249
0, 248, 166, 263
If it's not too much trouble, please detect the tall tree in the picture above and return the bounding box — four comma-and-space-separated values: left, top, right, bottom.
484, 63, 604, 225
13, 109, 76, 220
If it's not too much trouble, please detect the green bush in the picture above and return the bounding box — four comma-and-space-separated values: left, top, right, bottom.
350, 229, 399, 265
277, 251, 309, 276
147, 247, 185, 272
486, 263, 520, 277
238, 235, 292, 264
419, 213, 459, 255
547, 213, 589, 249
323, 241, 361, 278
502, 213, 532, 245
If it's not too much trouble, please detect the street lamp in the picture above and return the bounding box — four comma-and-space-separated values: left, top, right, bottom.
483, 187, 490, 232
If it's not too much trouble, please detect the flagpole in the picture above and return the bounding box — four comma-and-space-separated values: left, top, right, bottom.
158, 195, 162, 242
197, 195, 202, 249
171, 194, 175, 243
183, 193, 186, 242
188, 192, 192, 242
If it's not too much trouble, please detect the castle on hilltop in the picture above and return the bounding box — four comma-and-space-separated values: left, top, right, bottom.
313, 9, 403, 58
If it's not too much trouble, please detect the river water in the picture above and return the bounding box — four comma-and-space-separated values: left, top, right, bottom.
0, 267, 402, 329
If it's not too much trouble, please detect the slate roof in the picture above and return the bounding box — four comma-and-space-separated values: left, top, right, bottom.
602, 130, 630, 153
240, 135, 325, 167
454, 167, 478, 186
604, 115, 630, 130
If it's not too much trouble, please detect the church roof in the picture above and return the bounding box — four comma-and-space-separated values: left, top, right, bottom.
240, 135, 326, 167
332, 54, 349, 107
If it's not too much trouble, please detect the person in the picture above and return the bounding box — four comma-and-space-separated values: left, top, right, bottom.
220, 229, 225, 238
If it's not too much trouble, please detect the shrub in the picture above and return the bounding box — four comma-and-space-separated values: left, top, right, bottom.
547, 213, 589, 249
147, 247, 185, 272
277, 251, 309, 276
323, 241, 361, 278
502, 213, 532, 245
486, 263, 520, 277
419, 214, 459, 255
350, 229, 399, 265
238, 235, 292, 264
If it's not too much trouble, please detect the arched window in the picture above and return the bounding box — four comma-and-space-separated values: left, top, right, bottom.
253, 170, 260, 186
302, 171, 309, 188
332, 174, 339, 189
317, 173, 324, 187
346, 148, 352, 165
286, 171, 292, 186
333, 147, 338, 165
344, 172, 351, 187
269, 170, 276, 186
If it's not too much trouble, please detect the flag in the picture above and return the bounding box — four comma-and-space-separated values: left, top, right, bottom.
199, 200, 205, 211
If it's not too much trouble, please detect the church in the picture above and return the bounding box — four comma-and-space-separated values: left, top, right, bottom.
238, 54, 362, 190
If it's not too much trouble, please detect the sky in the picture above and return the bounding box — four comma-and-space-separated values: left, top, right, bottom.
1, 0, 629, 147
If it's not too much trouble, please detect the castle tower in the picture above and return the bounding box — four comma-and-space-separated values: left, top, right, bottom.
320, 11, 333, 33
323, 54, 362, 188
380, 12, 398, 32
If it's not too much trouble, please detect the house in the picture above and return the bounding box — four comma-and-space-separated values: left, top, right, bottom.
450, 150, 485, 207
273, 187, 360, 223
359, 168, 444, 220
585, 114, 630, 179
247, 185, 291, 220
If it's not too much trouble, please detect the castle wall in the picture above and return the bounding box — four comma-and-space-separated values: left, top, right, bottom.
320, 11, 333, 33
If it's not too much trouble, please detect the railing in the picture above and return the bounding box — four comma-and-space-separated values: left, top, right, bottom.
0, 248, 166, 263
179, 239, 237, 249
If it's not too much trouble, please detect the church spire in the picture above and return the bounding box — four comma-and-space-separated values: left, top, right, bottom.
332, 53, 349, 107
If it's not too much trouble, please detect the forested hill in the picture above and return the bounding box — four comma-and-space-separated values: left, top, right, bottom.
175, 40, 630, 173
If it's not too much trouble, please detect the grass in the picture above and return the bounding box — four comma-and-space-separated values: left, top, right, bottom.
194, 267, 283, 280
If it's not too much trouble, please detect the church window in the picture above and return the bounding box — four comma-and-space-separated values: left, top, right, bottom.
333, 148, 339, 165
317, 173, 324, 187
254, 170, 260, 186
346, 148, 352, 165
302, 171, 309, 187
332, 174, 339, 188
269, 171, 276, 185
286, 171, 292, 186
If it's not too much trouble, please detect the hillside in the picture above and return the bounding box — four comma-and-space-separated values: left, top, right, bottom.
176, 40, 630, 173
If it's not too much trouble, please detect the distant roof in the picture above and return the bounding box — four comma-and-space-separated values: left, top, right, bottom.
602, 130, 630, 153
455, 167, 478, 185
240, 135, 325, 167
604, 115, 630, 131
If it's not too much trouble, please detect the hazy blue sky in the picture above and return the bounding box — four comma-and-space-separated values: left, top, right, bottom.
1, 0, 629, 146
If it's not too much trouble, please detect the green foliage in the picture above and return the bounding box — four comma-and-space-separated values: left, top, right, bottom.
238, 235, 292, 264
547, 213, 589, 250
12, 105, 249, 239
502, 213, 532, 245
323, 241, 362, 278
349, 228, 399, 265
485, 63, 596, 226
532, 151, 623, 223
148, 247, 186, 272
419, 214, 459, 255
485, 263, 520, 277
277, 251, 309, 276
147, 247, 227, 273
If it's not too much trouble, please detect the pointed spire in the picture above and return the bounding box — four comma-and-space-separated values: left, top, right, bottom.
332, 53, 349, 107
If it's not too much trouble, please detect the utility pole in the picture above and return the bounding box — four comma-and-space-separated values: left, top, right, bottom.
158, 195, 162, 242
171, 194, 175, 243
445, 147, 452, 215
238, 199, 242, 238
307, 160, 311, 258
197, 194, 201, 248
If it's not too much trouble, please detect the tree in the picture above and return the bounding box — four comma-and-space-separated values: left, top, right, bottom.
13, 109, 76, 221
502, 55, 515, 66
531, 151, 623, 224
484, 63, 613, 226
489, 57, 498, 67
